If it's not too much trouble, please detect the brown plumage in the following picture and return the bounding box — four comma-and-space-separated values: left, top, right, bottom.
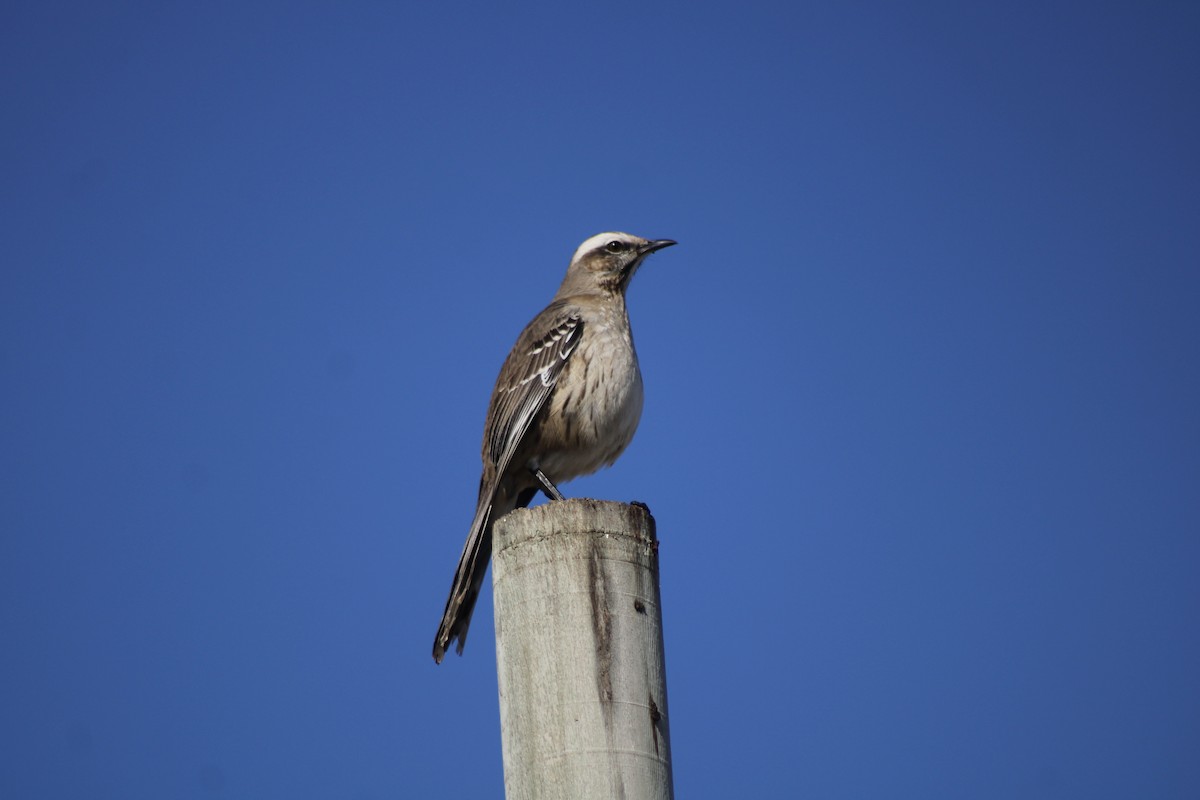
433, 232, 676, 663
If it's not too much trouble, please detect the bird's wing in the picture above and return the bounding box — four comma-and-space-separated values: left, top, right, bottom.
484, 302, 583, 479
433, 304, 582, 663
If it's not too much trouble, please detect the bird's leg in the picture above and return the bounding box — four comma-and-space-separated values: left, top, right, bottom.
531, 467, 566, 501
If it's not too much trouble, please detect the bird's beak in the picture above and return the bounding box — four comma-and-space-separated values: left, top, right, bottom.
639, 239, 677, 255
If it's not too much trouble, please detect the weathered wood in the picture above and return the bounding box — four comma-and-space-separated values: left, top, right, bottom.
493, 499, 673, 800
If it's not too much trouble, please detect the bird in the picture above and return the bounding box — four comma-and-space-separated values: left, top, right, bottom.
433, 231, 676, 663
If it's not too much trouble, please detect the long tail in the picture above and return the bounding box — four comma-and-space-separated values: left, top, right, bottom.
432, 493, 495, 663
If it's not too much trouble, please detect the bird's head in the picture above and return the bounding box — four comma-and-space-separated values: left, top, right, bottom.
558, 232, 676, 297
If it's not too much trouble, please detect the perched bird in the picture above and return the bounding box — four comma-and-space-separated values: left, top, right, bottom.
433, 231, 676, 663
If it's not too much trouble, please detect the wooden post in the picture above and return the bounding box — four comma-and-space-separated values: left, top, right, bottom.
492, 499, 673, 800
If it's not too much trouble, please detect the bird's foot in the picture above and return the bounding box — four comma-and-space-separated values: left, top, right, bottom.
532, 467, 566, 501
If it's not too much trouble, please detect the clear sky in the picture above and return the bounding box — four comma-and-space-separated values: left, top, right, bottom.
2, 2, 1198, 798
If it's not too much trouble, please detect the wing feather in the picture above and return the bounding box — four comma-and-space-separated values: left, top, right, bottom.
483, 304, 582, 478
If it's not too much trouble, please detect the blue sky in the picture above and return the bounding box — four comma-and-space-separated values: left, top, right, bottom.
2, 2, 1198, 797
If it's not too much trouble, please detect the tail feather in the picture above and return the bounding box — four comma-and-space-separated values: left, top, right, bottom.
433, 478, 540, 663
432, 500, 493, 663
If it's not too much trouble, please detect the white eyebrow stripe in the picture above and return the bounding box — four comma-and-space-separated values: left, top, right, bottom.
570, 232, 640, 265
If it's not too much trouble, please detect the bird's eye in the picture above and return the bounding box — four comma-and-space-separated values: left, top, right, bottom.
605, 240, 627, 254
